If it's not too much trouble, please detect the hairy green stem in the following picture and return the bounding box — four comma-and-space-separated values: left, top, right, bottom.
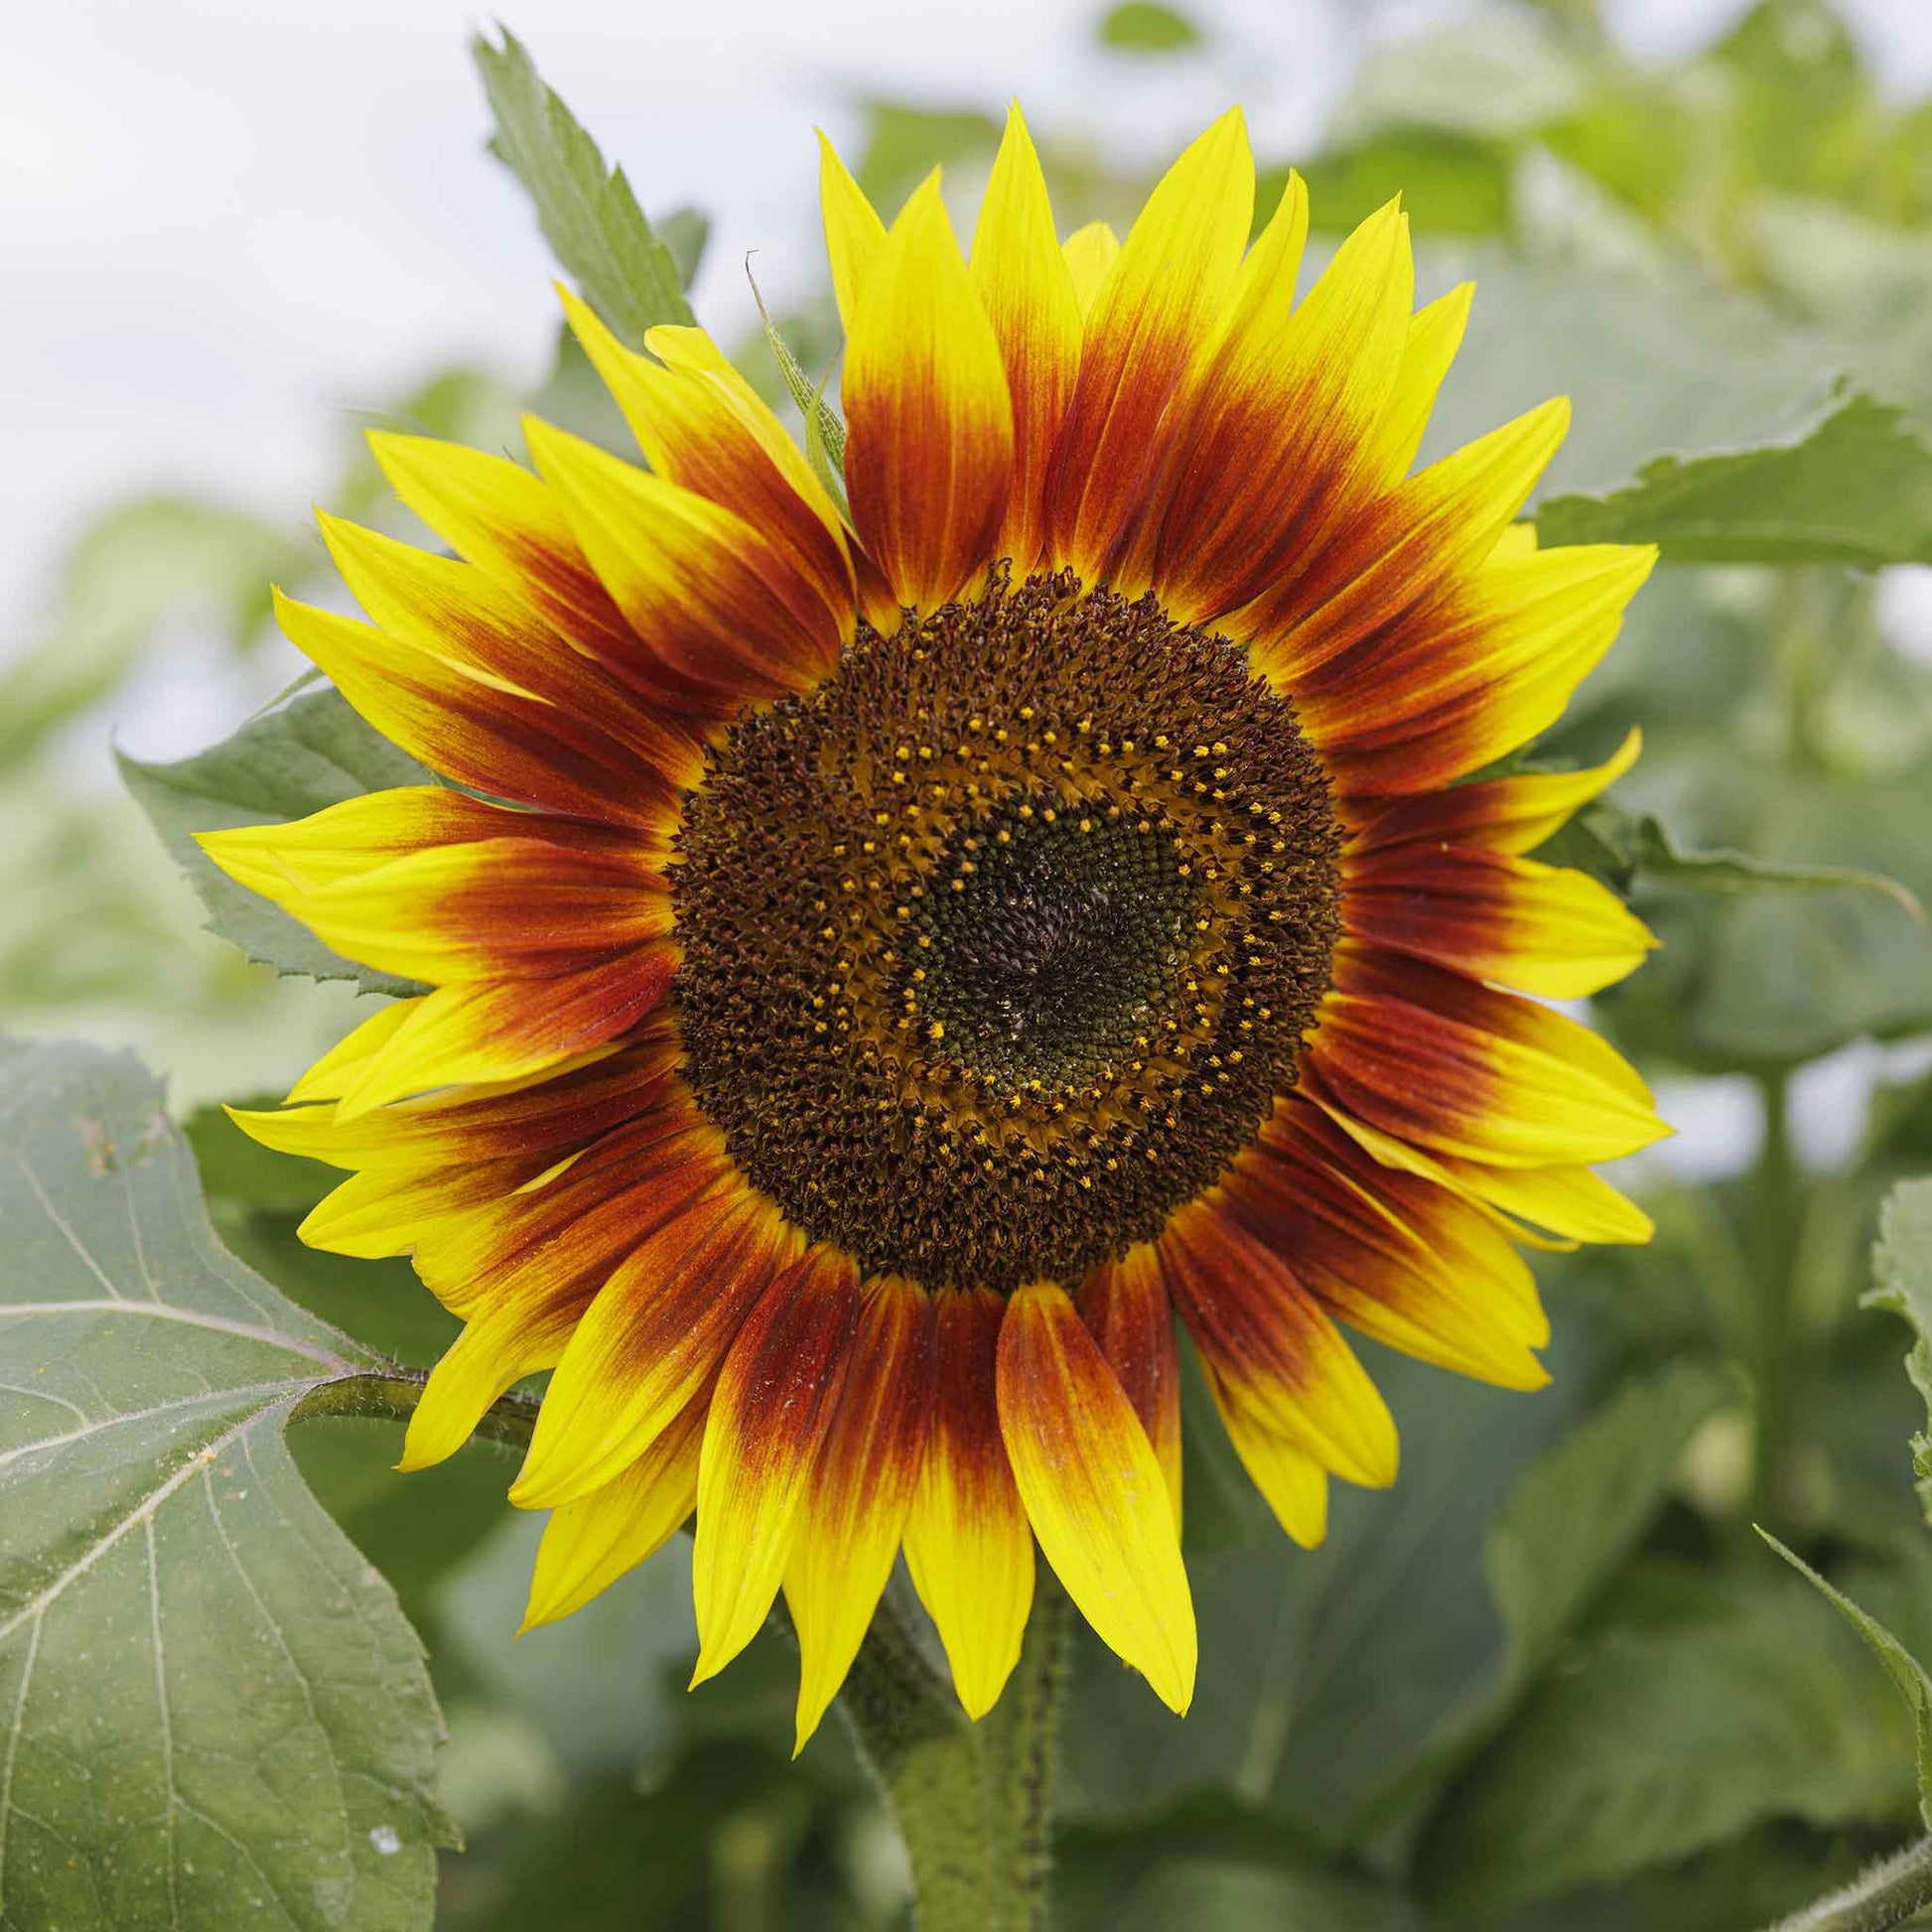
1769, 1836, 1932, 1932
838, 1580, 1069, 1930
289, 1365, 539, 1451
979, 1578, 1070, 1919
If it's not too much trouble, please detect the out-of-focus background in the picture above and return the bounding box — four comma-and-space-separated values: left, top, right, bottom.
15, 3, 1932, 1927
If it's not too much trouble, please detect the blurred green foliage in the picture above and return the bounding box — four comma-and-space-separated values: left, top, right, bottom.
12, 0, 1932, 1926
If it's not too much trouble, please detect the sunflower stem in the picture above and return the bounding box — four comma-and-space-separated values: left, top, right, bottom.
1764, 1835, 1932, 1931
979, 1575, 1070, 1926
837, 1578, 1068, 1930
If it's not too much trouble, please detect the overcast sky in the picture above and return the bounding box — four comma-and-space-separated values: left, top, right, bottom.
6, 0, 1930, 765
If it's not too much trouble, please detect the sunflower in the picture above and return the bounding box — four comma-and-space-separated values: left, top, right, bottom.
203, 105, 1666, 1746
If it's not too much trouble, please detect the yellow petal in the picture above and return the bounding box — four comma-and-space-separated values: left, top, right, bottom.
1048, 108, 1254, 580
1060, 221, 1120, 317
690, 1251, 860, 1686
509, 1190, 799, 1509
524, 416, 839, 694
330, 951, 674, 1118
1200, 1364, 1329, 1548
902, 1288, 1035, 1721
785, 1277, 934, 1752
400, 1303, 564, 1473
521, 1395, 708, 1630
285, 1000, 417, 1103
818, 130, 888, 332
1371, 280, 1474, 485
997, 1283, 1196, 1714
971, 103, 1082, 574
560, 292, 854, 626
843, 173, 1014, 613
1258, 395, 1573, 690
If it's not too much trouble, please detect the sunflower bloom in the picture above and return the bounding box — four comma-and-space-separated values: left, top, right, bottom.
203, 106, 1666, 1746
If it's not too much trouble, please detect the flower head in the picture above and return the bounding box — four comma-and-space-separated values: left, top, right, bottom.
203, 105, 1665, 1746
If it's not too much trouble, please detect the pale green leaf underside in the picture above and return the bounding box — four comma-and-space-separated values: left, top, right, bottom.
0, 1037, 452, 1931
1631, 816, 1924, 918
1862, 1177, 1932, 1525
1536, 389, 1932, 567
1545, 800, 1922, 920
118, 688, 432, 998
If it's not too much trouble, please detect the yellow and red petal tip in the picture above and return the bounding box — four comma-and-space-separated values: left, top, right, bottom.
1048, 106, 1254, 581
520, 1395, 708, 1632
998, 1283, 1196, 1713
509, 1189, 799, 1509
818, 130, 889, 333
690, 1248, 861, 1687
843, 173, 1015, 614
1077, 1251, 1182, 1529
903, 1288, 1035, 1721
972, 102, 1081, 575
785, 1275, 935, 1751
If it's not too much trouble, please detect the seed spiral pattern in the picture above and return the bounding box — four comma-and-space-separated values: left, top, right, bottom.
672, 569, 1343, 1288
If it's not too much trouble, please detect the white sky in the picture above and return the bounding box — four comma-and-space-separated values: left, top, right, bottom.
4, 0, 1930, 766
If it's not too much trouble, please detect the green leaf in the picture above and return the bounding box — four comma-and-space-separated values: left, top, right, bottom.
441, 1740, 876, 1931
0, 1036, 454, 1928
1415, 248, 1858, 508
1535, 389, 1932, 566
472, 28, 695, 345
184, 1094, 333, 1217
1632, 813, 1924, 916
750, 280, 849, 514
1552, 801, 1923, 920
1483, 1360, 1734, 1686
1759, 1530, 1932, 1832
1861, 1178, 1932, 1523
1378, 1361, 1733, 1851
119, 686, 433, 995
183, 1099, 462, 1371
1431, 1820, 1867, 1932
1095, 2, 1202, 55
655, 206, 710, 291
1535, 737, 1932, 1068
292, 1423, 512, 1633
1414, 1566, 1915, 1910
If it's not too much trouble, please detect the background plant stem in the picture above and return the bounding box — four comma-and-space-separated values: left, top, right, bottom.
1770, 1836, 1932, 1931
1748, 1065, 1803, 1526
